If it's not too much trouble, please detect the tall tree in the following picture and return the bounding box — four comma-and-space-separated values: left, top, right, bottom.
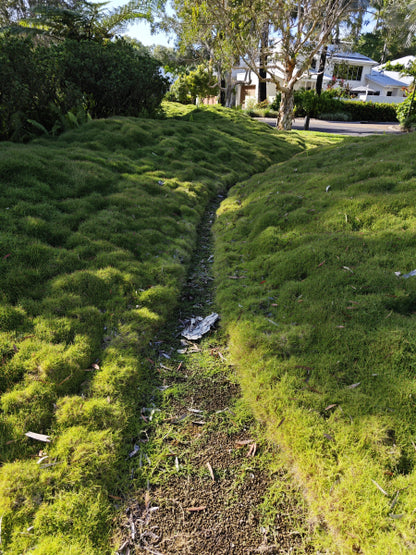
20, 0, 162, 42
167, 0, 245, 107
0, 0, 64, 26
172, 0, 370, 129
315, 1, 369, 96
362, 0, 416, 62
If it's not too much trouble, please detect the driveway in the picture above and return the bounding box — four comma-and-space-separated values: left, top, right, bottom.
257, 117, 402, 136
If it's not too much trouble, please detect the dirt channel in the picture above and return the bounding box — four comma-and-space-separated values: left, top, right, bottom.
116, 197, 312, 554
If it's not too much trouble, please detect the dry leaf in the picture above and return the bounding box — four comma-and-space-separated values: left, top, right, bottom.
235, 439, 254, 446
206, 462, 215, 481
247, 443, 257, 457
186, 506, 206, 512
25, 432, 51, 443
371, 479, 388, 496
325, 404, 338, 411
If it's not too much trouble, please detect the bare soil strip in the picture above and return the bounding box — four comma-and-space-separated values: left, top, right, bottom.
115, 198, 312, 554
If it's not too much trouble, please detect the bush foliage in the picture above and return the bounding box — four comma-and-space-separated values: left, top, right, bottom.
396, 93, 416, 129
341, 99, 398, 122
270, 90, 398, 122
0, 34, 168, 141
166, 65, 219, 104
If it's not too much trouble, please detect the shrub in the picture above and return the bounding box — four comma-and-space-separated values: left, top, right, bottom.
272, 89, 398, 122
167, 65, 219, 104
0, 35, 168, 141
270, 93, 282, 111
340, 100, 398, 122
293, 89, 345, 118
319, 111, 350, 121
396, 94, 416, 130
57, 39, 169, 119
0, 34, 62, 141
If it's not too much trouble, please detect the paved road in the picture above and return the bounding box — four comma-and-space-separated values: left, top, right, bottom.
257, 117, 402, 136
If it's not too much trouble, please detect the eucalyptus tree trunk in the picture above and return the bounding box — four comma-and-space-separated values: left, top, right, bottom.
224, 71, 235, 107
277, 89, 294, 130
258, 22, 269, 103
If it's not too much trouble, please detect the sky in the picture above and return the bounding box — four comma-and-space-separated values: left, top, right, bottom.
97, 1, 376, 49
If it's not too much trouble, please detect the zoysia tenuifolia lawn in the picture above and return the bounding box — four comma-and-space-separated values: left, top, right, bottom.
0, 104, 325, 554
214, 132, 416, 553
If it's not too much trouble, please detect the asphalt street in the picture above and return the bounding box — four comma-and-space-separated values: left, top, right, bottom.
257, 117, 402, 136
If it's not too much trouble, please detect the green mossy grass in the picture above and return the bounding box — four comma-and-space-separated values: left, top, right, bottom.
0, 103, 326, 553
214, 131, 416, 553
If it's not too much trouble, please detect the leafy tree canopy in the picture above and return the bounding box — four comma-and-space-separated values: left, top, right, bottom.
17, 0, 163, 42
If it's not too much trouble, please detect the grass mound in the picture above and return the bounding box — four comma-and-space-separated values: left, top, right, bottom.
0, 103, 324, 553
214, 132, 416, 553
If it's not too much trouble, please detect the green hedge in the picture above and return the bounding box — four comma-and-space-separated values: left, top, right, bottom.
340, 100, 398, 122
272, 91, 399, 122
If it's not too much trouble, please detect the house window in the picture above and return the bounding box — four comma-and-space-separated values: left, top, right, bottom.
386, 91, 392, 96
333, 63, 363, 81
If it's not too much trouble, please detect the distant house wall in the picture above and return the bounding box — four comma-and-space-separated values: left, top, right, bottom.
233, 51, 409, 107
200, 96, 218, 106
351, 95, 405, 104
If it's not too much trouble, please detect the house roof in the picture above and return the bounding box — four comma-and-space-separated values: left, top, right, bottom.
386, 55, 415, 68
329, 49, 377, 65
304, 69, 331, 81
374, 56, 415, 86
366, 72, 408, 88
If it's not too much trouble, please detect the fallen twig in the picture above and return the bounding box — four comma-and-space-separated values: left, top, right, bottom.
206, 461, 215, 481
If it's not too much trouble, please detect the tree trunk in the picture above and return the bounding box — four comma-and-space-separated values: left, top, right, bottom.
219, 78, 226, 106
316, 45, 328, 96
258, 22, 269, 103
224, 71, 235, 108
277, 90, 294, 130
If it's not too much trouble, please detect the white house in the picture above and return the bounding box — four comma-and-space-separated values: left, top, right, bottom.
233, 49, 411, 107
366, 56, 415, 103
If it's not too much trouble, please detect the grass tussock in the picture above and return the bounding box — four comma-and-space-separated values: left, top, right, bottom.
0, 103, 326, 553
214, 131, 416, 553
